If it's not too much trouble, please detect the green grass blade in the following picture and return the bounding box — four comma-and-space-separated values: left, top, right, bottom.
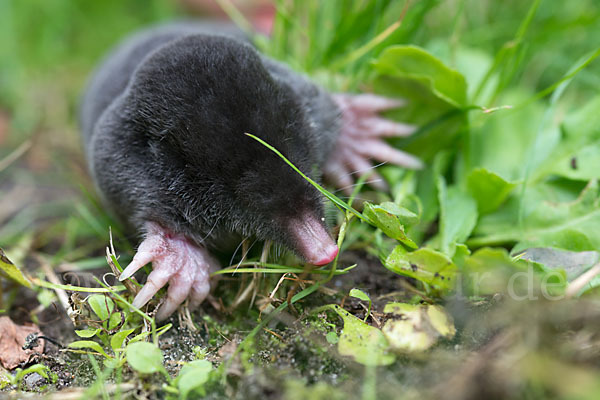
244, 133, 369, 222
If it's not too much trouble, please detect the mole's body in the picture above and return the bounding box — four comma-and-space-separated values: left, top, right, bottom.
81, 22, 420, 319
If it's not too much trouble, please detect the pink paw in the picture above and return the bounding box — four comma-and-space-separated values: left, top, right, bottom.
325, 93, 423, 193
119, 222, 219, 320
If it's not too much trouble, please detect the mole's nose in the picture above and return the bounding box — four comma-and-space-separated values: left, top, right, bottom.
288, 212, 339, 266
311, 243, 339, 266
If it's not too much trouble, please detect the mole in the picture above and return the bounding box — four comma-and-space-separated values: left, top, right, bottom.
80, 22, 421, 320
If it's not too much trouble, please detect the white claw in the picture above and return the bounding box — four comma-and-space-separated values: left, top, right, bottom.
324, 93, 423, 191
343, 93, 407, 112
363, 117, 417, 137
125, 222, 218, 319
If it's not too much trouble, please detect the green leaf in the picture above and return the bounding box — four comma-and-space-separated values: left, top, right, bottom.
108, 312, 122, 330
349, 288, 370, 302
176, 360, 213, 400
75, 329, 100, 338
349, 288, 372, 322
533, 96, 600, 182
371, 47, 468, 162
110, 328, 135, 351
466, 168, 517, 214
88, 294, 114, 321
437, 177, 478, 257
384, 246, 457, 292
126, 342, 165, 375
462, 247, 567, 298
103, 357, 126, 369
68, 340, 111, 358
332, 305, 395, 366
0, 248, 32, 288
245, 133, 366, 222
471, 180, 600, 252
517, 247, 599, 281
372, 45, 467, 107
363, 202, 418, 248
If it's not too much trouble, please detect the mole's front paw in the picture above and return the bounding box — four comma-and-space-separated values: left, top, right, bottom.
119, 222, 219, 320
325, 93, 423, 194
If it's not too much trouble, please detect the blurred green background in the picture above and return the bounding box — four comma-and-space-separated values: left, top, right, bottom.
0, 0, 599, 265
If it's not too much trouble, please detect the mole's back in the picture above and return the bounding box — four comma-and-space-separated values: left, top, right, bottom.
79, 21, 246, 149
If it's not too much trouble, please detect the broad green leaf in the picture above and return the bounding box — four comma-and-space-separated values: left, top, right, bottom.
437, 177, 478, 257
372, 46, 467, 107
126, 342, 165, 375
466, 168, 517, 214
382, 303, 455, 352
468, 90, 547, 182
384, 247, 457, 292
88, 294, 114, 321
363, 202, 418, 248
332, 305, 395, 366
471, 181, 600, 252
461, 248, 567, 298
176, 360, 213, 399
517, 247, 599, 281
533, 96, 600, 182
74, 329, 100, 338
68, 340, 111, 358
426, 42, 497, 103
0, 248, 32, 288
371, 47, 468, 162
110, 328, 135, 351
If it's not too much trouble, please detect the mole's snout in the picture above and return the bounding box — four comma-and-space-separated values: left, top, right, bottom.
288, 212, 338, 265
311, 244, 339, 266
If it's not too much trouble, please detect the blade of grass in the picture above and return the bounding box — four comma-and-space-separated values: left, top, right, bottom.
473, 0, 541, 103
244, 132, 368, 222
30, 278, 126, 293
213, 0, 256, 38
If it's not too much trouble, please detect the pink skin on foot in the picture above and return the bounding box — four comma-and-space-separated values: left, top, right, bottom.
288, 213, 339, 266
324, 93, 424, 194
118, 222, 219, 321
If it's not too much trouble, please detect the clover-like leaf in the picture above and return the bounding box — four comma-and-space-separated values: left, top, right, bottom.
126, 342, 165, 375
176, 360, 213, 399
68, 340, 111, 359
88, 294, 114, 322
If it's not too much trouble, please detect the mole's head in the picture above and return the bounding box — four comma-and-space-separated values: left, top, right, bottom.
134, 34, 338, 265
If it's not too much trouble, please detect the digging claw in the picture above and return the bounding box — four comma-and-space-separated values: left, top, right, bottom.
120, 222, 219, 320
326, 93, 423, 194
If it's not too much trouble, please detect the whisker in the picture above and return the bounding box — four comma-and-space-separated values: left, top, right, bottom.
348, 161, 388, 176
197, 216, 220, 243
229, 237, 248, 266
234, 238, 259, 272
333, 178, 386, 194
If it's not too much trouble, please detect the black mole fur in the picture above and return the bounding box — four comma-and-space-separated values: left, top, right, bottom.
81, 22, 341, 255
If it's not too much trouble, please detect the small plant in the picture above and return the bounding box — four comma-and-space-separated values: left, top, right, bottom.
68, 294, 171, 368
0, 364, 57, 391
